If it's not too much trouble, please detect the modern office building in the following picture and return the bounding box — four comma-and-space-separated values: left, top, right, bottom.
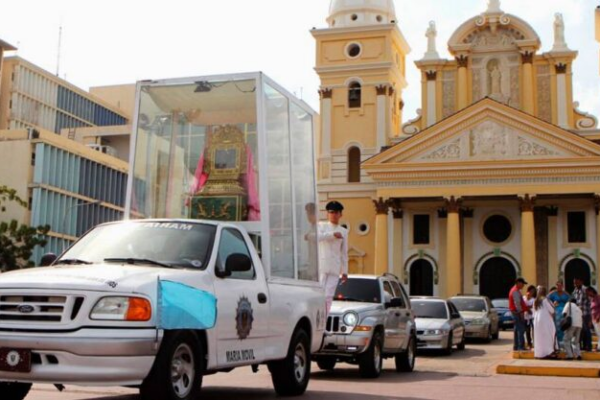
0, 129, 129, 263
0, 39, 16, 97
0, 57, 129, 135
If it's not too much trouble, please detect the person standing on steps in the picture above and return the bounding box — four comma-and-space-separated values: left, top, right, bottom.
318, 201, 348, 315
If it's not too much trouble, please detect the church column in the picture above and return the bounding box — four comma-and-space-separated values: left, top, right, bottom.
373, 197, 390, 275
446, 197, 462, 297
521, 52, 535, 115
456, 55, 469, 110
391, 200, 404, 281
595, 196, 600, 287
319, 88, 333, 180
462, 208, 474, 294
376, 85, 388, 150
554, 64, 569, 129
547, 206, 559, 285
519, 195, 537, 284
425, 71, 437, 127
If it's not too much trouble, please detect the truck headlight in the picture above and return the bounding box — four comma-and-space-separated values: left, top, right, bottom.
90, 297, 152, 321
343, 312, 358, 327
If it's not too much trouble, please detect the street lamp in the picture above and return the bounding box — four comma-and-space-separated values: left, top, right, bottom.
61, 199, 102, 250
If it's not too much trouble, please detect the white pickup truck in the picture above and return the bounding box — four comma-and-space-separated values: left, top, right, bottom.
0, 219, 325, 400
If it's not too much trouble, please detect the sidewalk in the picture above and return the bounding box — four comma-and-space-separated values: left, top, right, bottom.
496, 351, 600, 378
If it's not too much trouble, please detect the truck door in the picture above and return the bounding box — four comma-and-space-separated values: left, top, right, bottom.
213, 228, 270, 367
382, 280, 402, 351
391, 280, 410, 349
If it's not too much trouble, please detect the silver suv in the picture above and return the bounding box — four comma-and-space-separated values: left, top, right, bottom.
314, 274, 416, 378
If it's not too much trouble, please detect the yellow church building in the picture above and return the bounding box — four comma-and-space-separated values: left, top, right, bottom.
314, 0, 600, 298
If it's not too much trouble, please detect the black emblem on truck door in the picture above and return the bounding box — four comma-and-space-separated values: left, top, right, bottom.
236, 296, 254, 340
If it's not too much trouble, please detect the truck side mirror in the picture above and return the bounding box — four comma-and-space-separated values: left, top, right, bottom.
225, 253, 252, 274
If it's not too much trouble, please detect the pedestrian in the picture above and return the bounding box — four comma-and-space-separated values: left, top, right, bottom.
548, 280, 570, 347
523, 285, 537, 349
318, 201, 348, 315
509, 277, 529, 351
586, 286, 600, 352
533, 286, 557, 359
562, 299, 583, 360
573, 278, 592, 351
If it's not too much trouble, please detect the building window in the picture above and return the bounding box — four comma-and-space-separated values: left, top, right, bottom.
567, 211, 586, 243
348, 82, 361, 108
483, 214, 512, 244
346, 43, 362, 58
348, 146, 361, 183
413, 214, 430, 245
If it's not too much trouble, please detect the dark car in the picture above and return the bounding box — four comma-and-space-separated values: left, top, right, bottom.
491, 298, 514, 330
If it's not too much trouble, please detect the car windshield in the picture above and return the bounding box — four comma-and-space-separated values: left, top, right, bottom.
412, 301, 448, 319
58, 221, 216, 269
451, 298, 487, 313
492, 299, 509, 308
334, 278, 381, 303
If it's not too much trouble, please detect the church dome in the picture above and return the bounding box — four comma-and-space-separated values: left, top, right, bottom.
327, 0, 397, 28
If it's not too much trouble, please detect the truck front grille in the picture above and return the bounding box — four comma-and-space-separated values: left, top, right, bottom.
326, 316, 340, 332
0, 295, 85, 324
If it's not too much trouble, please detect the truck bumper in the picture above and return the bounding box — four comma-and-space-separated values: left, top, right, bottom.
316, 331, 372, 357
0, 328, 160, 386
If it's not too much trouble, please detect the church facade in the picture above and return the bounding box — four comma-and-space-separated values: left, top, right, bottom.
315, 0, 600, 298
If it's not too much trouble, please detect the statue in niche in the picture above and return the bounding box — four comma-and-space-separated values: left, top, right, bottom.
500, 33, 513, 46
490, 66, 502, 96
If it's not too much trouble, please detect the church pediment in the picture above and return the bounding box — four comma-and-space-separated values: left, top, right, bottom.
366, 98, 600, 168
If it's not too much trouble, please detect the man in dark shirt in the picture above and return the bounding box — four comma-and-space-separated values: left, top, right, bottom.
573, 277, 592, 351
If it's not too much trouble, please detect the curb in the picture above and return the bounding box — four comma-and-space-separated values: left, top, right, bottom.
497, 364, 600, 378
512, 351, 600, 361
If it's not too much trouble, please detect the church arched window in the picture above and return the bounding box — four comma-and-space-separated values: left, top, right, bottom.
348, 82, 362, 108
348, 146, 361, 183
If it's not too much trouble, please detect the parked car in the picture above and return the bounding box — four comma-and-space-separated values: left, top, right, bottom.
491, 298, 514, 330
410, 297, 466, 354
314, 274, 416, 378
449, 295, 499, 342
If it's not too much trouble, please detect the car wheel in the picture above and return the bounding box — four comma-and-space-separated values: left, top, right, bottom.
358, 331, 383, 378
316, 357, 337, 371
270, 328, 311, 396
457, 333, 466, 351
140, 331, 203, 400
444, 332, 453, 355
492, 326, 499, 340
485, 327, 493, 343
0, 382, 31, 400
395, 334, 416, 373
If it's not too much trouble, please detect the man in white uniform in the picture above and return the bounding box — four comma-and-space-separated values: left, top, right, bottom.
318, 201, 348, 314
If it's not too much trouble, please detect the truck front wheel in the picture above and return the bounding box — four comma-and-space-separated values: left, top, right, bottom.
358, 331, 383, 378
0, 382, 31, 400
140, 331, 204, 400
269, 328, 311, 396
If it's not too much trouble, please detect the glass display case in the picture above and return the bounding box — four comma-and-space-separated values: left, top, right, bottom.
125, 73, 318, 282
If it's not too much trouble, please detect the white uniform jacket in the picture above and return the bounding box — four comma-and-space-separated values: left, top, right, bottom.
317, 221, 348, 277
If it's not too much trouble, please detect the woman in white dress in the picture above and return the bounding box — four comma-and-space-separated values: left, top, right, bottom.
533, 286, 557, 359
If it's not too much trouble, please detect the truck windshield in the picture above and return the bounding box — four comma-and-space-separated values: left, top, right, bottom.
334, 278, 381, 304
411, 301, 448, 319
58, 221, 216, 269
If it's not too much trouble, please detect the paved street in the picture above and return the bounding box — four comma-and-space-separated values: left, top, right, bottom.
25, 332, 600, 400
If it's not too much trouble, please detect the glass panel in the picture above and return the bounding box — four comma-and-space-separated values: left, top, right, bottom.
411, 301, 448, 319
290, 103, 318, 282
335, 278, 381, 303
131, 79, 260, 222
264, 84, 293, 279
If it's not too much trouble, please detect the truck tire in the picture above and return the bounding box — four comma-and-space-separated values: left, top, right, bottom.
140, 331, 204, 400
358, 331, 383, 378
395, 335, 416, 372
0, 382, 31, 400
316, 357, 337, 371
270, 328, 311, 396
444, 332, 453, 355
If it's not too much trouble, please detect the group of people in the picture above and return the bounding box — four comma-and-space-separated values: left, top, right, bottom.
510, 277, 600, 360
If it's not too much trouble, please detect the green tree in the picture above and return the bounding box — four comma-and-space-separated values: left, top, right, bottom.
0, 185, 50, 272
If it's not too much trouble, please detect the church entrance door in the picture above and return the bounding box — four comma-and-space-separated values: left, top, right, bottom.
564, 259, 591, 293
479, 257, 516, 300
410, 259, 434, 296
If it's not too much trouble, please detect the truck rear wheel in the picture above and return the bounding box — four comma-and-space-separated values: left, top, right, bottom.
395, 335, 416, 372
0, 382, 31, 400
358, 331, 383, 378
140, 331, 204, 400
270, 328, 311, 396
